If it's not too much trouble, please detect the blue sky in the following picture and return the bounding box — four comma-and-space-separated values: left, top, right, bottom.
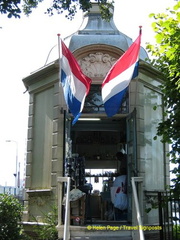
0, 0, 175, 186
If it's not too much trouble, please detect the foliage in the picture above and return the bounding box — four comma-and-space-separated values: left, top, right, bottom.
0, 193, 23, 240
0, 0, 114, 20
0, 0, 21, 18
146, 2, 180, 196
173, 224, 180, 240
33, 205, 59, 240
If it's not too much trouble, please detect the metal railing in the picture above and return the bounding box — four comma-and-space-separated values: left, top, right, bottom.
131, 177, 145, 240
57, 177, 71, 240
158, 191, 180, 240
145, 190, 180, 240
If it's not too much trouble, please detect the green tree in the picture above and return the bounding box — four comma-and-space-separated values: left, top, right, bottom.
146, 2, 180, 196
0, 0, 114, 20
0, 194, 23, 240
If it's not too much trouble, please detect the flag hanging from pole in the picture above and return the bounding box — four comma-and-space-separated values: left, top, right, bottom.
59, 38, 92, 124
101, 28, 142, 117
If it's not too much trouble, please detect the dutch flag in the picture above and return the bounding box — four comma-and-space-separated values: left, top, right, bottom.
60, 40, 92, 124
102, 28, 142, 117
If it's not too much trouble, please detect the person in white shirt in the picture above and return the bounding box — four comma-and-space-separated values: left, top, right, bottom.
112, 153, 127, 220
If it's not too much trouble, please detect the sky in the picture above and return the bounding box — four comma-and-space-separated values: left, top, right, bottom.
0, 0, 176, 187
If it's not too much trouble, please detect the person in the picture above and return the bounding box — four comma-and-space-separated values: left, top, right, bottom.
113, 168, 127, 190
116, 152, 127, 173
114, 152, 127, 194
111, 152, 128, 220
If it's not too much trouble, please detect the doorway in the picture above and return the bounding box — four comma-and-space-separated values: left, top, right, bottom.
68, 117, 129, 223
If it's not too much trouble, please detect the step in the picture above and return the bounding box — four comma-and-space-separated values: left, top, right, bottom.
57, 224, 132, 239
71, 237, 132, 240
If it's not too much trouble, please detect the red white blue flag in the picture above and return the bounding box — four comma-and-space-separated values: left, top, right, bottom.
102, 29, 142, 117
60, 40, 92, 124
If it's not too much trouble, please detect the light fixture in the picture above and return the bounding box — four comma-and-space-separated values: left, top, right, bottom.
78, 118, 101, 121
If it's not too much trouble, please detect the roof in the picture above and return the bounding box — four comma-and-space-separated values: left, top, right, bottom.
69, 3, 149, 61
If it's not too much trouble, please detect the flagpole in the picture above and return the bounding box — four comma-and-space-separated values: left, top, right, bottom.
135, 26, 142, 107
139, 25, 142, 35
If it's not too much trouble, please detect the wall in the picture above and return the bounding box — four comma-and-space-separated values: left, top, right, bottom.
23, 65, 66, 221
129, 62, 170, 226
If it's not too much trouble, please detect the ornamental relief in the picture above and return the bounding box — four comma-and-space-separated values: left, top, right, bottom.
29, 196, 50, 206
78, 52, 117, 78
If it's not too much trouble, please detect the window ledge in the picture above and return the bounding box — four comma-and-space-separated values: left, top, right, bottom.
26, 189, 52, 196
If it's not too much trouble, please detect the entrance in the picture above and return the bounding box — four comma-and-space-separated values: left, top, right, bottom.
64, 115, 137, 224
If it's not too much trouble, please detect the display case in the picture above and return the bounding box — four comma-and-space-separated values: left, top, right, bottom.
73, 131, 120, 160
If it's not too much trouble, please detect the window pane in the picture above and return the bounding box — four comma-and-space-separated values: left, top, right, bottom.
83, 85, 129, 114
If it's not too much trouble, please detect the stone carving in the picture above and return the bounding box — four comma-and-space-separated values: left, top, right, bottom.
78, 52, 117, 78
29, 196, 50, 206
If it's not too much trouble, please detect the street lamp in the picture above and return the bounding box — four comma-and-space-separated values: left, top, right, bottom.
6, 140, 19, 188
